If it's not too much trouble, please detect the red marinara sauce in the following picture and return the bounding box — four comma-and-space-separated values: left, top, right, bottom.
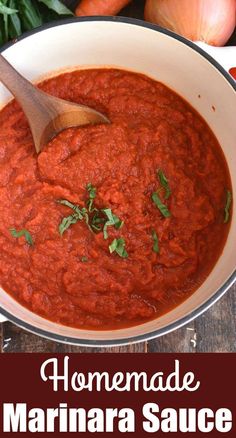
0, 69, 232, 330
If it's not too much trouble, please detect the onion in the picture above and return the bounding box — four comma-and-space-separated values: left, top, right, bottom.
144, 0, 236, 47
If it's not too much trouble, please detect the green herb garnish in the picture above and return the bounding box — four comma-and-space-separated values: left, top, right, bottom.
9, 228, 33, 246
86, 183, 97, 212
58, 213, 82, 236
57, 186, 125, 259
157, 169, 171, 200
57, 199, 84, 235
109, 238, 128, 258
224, 190, 232, 223
57, 199, 84, 218
90, 212, 105, 232
103, 209, 124, 240
152, 230, 159, 253
152, 192, 171, 218
81, 256, 88, 262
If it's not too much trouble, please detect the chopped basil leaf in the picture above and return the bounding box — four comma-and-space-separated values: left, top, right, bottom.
57, 199, 85, 234
57, 188, 125, 245
152, 192, 171, 218
224, 190, 232, 223
152, 230, 159, 253
87, 183, 96, 199
59, 213, 82, 236
9, 228, 33, 246
57, 199, 84, 219
109, 238, 128, 258
91, 211, 106, 232
103, 208, 124, 240
86, 183, 97, 212
81, 256, 88, 262
157, 169, 171, 200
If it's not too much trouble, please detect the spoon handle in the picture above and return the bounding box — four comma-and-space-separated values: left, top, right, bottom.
0, 54, 54, 152
0, 54, 54, 121
0, 54, 38, 107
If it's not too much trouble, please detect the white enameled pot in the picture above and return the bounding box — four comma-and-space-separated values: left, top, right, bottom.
0, 18, 235, 346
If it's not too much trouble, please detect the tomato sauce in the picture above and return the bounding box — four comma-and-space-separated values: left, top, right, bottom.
0, 69, 232, 330
229, 67, 236, 81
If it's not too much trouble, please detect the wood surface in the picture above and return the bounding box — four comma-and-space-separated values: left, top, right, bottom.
0, 0, 235, 353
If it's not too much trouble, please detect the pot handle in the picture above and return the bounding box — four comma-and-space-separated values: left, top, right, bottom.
0, 313, 7, 323
195, 42, 236, 78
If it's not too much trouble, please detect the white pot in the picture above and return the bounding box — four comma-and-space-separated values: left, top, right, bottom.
0, 18, 235, 346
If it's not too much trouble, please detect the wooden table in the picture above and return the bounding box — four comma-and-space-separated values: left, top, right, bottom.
0, 0, 235, 353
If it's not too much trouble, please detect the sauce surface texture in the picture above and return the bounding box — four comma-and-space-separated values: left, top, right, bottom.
0, 69, 231, 329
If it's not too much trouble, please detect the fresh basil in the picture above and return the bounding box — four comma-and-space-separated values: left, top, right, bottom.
57, 199, 84, 219
0, 0, 73, 46
86, 182, 97, 212
0, 2, 17, 15
152, 230, 159, 253
224, 190, 232, 223
18, 0, 43, 31
57, 187, 125, 254
152, 192, 171, 218
9, 228, 33, 246
103, 208, 124, 240
57, 199, 84, 235
81, 256, 88, 262
8, 0, 21, 38
0, 0, 18, 43
109, 238, 128, 258
59, 213, 82, 236
90, 211, 106, 232
157, 169, 171, 200
38, 0, 73, 15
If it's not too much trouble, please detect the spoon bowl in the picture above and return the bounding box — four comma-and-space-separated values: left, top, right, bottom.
0, 54, 109, 153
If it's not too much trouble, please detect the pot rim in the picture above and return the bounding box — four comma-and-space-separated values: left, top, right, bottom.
0, 16, 235, 347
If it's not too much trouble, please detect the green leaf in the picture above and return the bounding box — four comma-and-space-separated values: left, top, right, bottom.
57, 199, 84, 219
86, 182, 96, 212
152, 229, 159, 253
57, 193, 124, 240
157, 169, 171, 200
59, 213, 82, 236
38, 0, 73, 16
103, 208, 124, 240
2, 0, 8, 42
18, 0, 42, 31
90, 210, 105, 232
109, 238, 128, 258
0, 2, 17, 15
8, 0, 22, 38
57, 199, 85, 235
224, 190, 232, 223
81, 206, 93, 231
87, 183, 96, 199
152, 192, 171, 218
0, 0, 73, 47
81, 256, 88, 262
0, 0, 17, 43
0, 17, 4, 45
10, 228, 33, 246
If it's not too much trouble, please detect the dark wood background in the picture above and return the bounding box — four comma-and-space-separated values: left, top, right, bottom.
0, 0, 235, 353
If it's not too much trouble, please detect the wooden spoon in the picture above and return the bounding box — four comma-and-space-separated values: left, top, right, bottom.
0, 54, 109, 153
